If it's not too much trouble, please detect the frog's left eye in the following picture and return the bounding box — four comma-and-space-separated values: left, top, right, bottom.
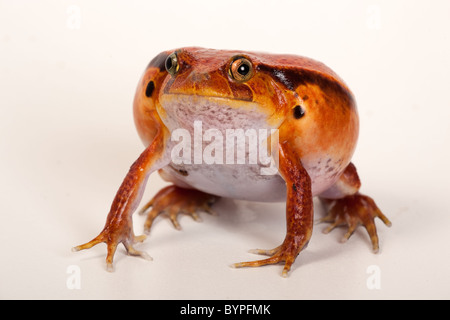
229, 57, 254, 82
165, 52, 179, 76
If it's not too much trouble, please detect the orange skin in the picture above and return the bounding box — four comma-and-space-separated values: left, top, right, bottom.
74, 47, 391, 276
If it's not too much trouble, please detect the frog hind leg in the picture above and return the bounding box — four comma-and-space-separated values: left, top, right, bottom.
318, 163, 392, 253
139, 185, 219, 234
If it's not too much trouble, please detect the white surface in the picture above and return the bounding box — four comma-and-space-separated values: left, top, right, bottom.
1, 0, 449, 300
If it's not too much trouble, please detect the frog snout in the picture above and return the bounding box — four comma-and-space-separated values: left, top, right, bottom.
189, 72, 211, 83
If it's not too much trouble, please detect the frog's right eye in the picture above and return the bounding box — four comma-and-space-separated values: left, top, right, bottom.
229, 56, 254, 82
165, 52, 179, 76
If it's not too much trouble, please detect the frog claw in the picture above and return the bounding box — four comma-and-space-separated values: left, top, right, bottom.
319, 192, 391, 252
139, 185, 219, 234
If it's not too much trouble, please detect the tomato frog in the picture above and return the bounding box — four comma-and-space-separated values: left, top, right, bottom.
73, 47, 391, 277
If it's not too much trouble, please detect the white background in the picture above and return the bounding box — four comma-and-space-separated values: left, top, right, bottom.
1, 0, 449, 299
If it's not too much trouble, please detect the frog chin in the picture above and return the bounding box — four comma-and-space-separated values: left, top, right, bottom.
159, 94, 276, 134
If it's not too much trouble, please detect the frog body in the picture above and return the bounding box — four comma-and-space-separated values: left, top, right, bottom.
74, 47, 391, 276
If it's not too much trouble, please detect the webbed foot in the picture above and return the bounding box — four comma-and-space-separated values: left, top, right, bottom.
139, 185, 218, 234
319, 192, 391, 253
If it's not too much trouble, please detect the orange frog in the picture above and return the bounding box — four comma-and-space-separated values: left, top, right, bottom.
73, 47, 391, 277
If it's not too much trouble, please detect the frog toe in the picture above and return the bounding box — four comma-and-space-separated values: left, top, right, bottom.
247, 245, 281, 256
319, 192, 391, 252
231, 254, 294, 278
73, 226, 150, 272
232, 243, 300, 277
140, 185, 218, 234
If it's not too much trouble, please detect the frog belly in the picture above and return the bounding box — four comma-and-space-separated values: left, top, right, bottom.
159, 158, 342, 202
159, 164, 287, 202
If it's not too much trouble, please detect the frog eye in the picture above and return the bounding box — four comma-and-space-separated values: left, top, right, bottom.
229, 57, 254, 82
165, 52, 179, 76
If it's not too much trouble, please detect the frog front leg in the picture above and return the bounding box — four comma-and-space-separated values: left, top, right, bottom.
73, 128, 170, 271
232, 141, 314, 277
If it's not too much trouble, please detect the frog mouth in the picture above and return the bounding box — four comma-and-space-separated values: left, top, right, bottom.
159, 94, 275, 133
